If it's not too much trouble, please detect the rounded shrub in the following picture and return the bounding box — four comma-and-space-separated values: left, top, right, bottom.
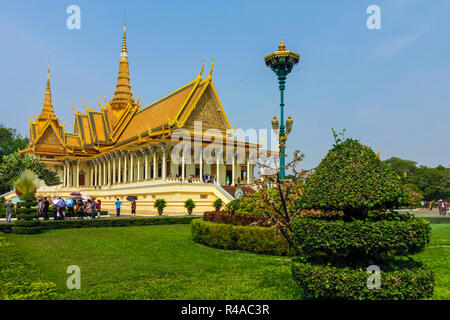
299, 139, 410, 219
12, 191, 41, 234
292, 217, 431, 261
292, 259, 434, 300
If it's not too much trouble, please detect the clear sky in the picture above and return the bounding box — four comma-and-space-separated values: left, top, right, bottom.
0, 0, 449, 169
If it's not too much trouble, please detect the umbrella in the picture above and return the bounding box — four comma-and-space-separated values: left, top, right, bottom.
127, 196, 138, 201
82, 194, 93, 201
11, 197, 23, 203
52, 198, 66, 208
70, 192, 82, 196
72, 196, 83, 201
65, 198, 75, 207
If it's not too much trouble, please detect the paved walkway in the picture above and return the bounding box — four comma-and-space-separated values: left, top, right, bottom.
399, 208, 449, 218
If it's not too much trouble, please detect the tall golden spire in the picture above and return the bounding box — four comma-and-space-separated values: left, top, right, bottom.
38, 65, 57, 121
278, 37, 286, 51
110, 23, 135, 112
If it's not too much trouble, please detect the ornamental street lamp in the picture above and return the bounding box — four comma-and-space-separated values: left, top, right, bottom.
265, 38, 300, 180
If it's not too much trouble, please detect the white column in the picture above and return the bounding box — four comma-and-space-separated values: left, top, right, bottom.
103, 160, 106, 186
124, 154, 128, 183
182, 151, 185, 181
153, 151, 157, 178
130, 153, 134, 182
162, 145, 166, 181
67, 161, 70, 187
76, 160, 80, 188
216, 153, 220, 184
90, 166, 93, 186
247, 158, 250, 184
107, 157, 111, 185
118, 156, 122, 183
145, 153, 149, 180
232, 153, 236, 186
137, 154, 141, 181
199, 150, 203, 181
63, 162, 67, 187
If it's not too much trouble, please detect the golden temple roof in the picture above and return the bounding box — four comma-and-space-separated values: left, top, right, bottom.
109, 23, 135, 122
23, 27, 237, 159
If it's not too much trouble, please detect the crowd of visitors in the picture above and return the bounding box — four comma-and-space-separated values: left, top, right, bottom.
2, 197, 103, 222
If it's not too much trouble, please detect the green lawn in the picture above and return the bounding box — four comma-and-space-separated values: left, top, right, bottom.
6, 223, 450, 300
7, 224, 301, 300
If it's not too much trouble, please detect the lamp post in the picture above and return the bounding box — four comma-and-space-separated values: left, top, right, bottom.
265, 38, 300, 180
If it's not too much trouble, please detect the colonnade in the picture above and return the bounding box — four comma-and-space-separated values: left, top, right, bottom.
61, 143, 256, 188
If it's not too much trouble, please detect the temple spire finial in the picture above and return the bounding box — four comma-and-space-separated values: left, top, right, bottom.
110, 22, 134, 114
38, 64, 57, 121
278, 37, 286, 51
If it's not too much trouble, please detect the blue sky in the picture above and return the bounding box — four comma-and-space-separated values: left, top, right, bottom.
0, 0, 449, 169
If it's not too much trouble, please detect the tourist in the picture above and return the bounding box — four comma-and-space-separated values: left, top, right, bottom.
438, 200, 446, 216
91, 200, 97, 219
115, 198, 122, 217
53, 204, 58, 220
97, 200, 102, 218
429, 201, 434, 211
43, 197, 49, 220
131, 200, 136, 218
76, 200, 84, 219
37, 199, 43, 220
421, 201, 425, 209
4, 199, 14, 223
86, 200, 93, 219
67, 201, 74, 219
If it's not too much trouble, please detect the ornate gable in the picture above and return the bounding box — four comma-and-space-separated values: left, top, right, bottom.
183, 87, 227, 132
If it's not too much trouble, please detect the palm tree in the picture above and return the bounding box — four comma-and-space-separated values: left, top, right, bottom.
13, 169, 41, 196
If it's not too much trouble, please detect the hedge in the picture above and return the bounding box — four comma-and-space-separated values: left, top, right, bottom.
292, 217, 431, 261
0, 216, 198, 233
292, 259, 434, 300
191, 219, 294, 256
203, 211, 268, 226
0, 232, 58, 299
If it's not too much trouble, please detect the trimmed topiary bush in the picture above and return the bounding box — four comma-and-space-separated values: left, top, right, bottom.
292, 258, 434, 300
299, 139, 410, 219
191, 219, 294, 256
292, 217, 431, 261
12, 191, 41, 235
291, 138, 433, 299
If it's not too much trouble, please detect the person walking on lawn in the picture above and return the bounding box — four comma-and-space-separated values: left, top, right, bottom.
131, 200, 136, 218
115, 198, 122, 217
4, 199, 14, 223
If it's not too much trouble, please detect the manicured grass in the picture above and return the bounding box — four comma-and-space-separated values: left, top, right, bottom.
5, 223, 450, 300
415, 224, 450, 300
7, 224, 301, 300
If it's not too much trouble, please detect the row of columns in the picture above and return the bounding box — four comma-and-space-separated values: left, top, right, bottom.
61, 143, 256, 188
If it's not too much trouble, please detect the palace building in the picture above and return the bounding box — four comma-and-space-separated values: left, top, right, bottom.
15, 25, 265, 214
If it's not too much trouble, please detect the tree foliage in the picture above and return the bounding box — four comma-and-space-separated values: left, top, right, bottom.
0, 125, 28, 161
384, 157, 450, 201
299, 139, 410, 219
0, 153, 61, 194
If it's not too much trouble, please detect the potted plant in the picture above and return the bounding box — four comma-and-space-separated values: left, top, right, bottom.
154, 198, 167, 215
212, 198, 223, 212
184, 198, 196, 215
